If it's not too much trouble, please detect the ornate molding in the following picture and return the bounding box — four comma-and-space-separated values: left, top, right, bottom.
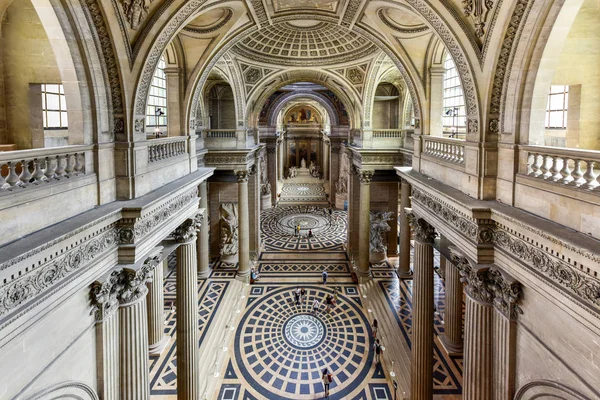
235, 169, 249, 183
0, 228, 119, 319
406, 211, 437, 244
357, 169, 374, 184
463, 0, 495, 37
182, 8, 234, 34
488, 268, 523, 319
173, 216, 200, 243
90, 269, 122, 321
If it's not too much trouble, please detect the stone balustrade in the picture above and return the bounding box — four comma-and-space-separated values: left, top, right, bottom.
204, 129, 236, 139
0, 145, 91, 192
147, 137, 187, 163
372, 129, 404, 139
521, 145, 600, 191
422, 137, 465, 165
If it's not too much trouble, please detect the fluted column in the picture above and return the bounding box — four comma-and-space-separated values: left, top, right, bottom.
91, 270, 121, 400
198, 180, 210, 278
236, 169, 250, 279
408, 213, 436, 400
458, 262, 494, 400
118, 261, 157, 400
398, 180, 412, 277
357, 169, 374, 278
440, 261, 463, 355
147, 258, 169, 355
173, 218, 201, 400
491, 269, 522, 400
277, 138, 284, 180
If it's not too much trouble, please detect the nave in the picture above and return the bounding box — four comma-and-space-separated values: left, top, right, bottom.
148, 206, 463, 399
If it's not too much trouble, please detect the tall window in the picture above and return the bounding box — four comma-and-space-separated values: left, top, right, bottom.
42, 84, 68, 129
146, 56, 168, 129
442, 54, 466, 136
545, 85, 568, 129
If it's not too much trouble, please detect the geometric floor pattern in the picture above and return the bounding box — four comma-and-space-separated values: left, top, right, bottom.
261, 205, 347, 251
279, 183, 328, 203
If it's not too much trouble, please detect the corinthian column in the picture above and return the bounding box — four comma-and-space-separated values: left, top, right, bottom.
197, 181, 210, 278
407, 213, 436, 400
490, 268, 522, 400
357, 169, 374, 279
440, 260, 464, 355
173, 217, 201, 400
118, 260, 156, 400
91, 270, 122, 400
235, 169, 250, 280
398, 179, 412, 277
456, 260, 494, 400
146, 251, 168, 356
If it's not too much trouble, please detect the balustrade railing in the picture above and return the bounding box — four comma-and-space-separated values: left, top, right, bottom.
204, 129, 236, 139
0, 145, 91, 192
372, 129, 403, 139
422, 137, 465, 165
521, 145, 600, 191
148, 137, 187, 163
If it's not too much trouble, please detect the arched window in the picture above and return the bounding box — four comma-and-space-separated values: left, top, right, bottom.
146, 56, 168, 133
442, 54, 466, 137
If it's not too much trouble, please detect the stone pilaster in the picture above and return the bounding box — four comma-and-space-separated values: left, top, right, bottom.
173, 218, 201, 400
357, 169, 374, 278
235, 169, 250, 280
147, 257, 169, 355
118, 264, 155, 400
407, 212, 436, 399
490, 269, 522, 400
198, 181, 210, 278
91, 270, 121, 400
398, 180, 412, 277
277, 138, 284, 181
457, 261, 494, 400
440, 261, 464, 355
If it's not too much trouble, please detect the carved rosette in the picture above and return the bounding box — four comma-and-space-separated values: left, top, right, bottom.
235, 170, 249, 183
173, 217, 199, 244
90, 270, 123, 321
357, 169, 374, 184
407, 212, 437, 244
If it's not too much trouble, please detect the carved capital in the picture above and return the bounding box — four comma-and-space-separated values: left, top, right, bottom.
458, 262, 494, 305
173, 217, 198, 243
357, 169, 374, 184
235, 169, 249, 183
90, 270, 122, 321
406, 211, 436, 244
118, 267, 150, 306
489, 268, 523, 320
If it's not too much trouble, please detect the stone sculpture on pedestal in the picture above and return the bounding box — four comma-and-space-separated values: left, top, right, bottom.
220, 203, 239, 263
369, 211, 394, 262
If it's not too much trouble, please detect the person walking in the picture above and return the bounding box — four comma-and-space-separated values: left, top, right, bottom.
308, 229, 313, 238
312, 299, 320, 315
372, 319, 379, 340
325, 294, 332, 314
300, 287, 307, 302
373, 339, 382, 364
294, 287, 301, 305
297, 224, 301, 238
333, 288, 339, 306
322, 268, 328, 285
322, 368, 332, 398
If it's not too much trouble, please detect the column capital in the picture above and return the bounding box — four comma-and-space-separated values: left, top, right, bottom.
173, 216, 200, 243
406, 210, 437, 244
357, 169, 374, 184
90, 269, 122, 321
235, 169, 249, 182
118, 255, 159, 306
489, 268, 523, 320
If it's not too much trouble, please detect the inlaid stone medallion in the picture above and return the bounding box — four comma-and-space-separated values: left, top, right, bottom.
283, 314, 326, 349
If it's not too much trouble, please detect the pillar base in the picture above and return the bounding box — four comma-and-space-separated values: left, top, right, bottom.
198, 269, 211, 280
439, 334, 463, 356
236, 274, 250, 284
149, 335, 170, 356
397, 270, 413, 279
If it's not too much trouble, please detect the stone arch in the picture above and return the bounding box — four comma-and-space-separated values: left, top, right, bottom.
514, 380, 593, 400
266, 92, 341, 127
25, 381, 99, 400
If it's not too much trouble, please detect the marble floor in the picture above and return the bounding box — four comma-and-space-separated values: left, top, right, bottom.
149, 205, 463, 399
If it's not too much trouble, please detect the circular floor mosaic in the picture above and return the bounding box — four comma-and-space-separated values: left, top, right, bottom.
261, 205, 347, 251
234, 286, 373, 399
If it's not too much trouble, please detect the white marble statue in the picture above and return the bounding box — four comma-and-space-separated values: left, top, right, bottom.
288, 167, 297, 178
369, 211, 394, 253
300, 158, 307, 169
220, 203, 239, 256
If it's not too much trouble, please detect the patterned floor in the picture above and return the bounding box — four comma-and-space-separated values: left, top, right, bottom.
260, 205, 347, 251
279, 183, 328, 203
149, 207, 463, 399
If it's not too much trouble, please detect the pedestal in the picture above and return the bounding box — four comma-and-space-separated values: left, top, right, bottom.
335, 192, 347, 210
261, 193, 272, 209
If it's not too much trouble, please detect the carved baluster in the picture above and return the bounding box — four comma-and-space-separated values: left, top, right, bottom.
459, 146, 465, 164
44, 156, 56, 180
65, 154, 75, 177
549, 156, 561, 181
31, 158, 45, 183
540, 155, 552, 179
19, 159, 33, 185
531, 154, 542, 177
74, 153, 84, 175
582, 161, 597, 190
558, 157, 573, 184
0, 165, 6, 188
55, 155, 66, 178
570, 159, 584, 186
526, 153, 535, 175
5, 161, 20, 187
